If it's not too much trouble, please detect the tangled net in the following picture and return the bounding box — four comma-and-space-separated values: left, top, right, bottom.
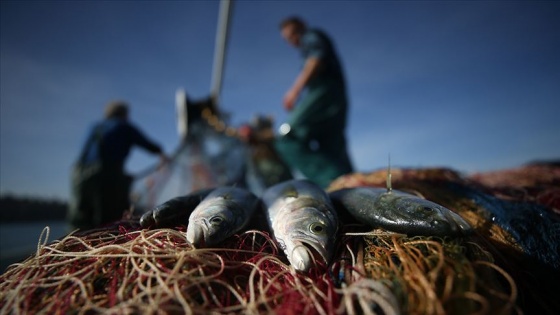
2, 221, 518, 314
330, 165, 560, 314
3, 165, 558, 314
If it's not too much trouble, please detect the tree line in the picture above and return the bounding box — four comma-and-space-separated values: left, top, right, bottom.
0, 194, 67, 222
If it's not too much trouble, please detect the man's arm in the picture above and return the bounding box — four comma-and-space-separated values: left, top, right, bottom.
283, 57, 322, 111
129, 124, 169, 165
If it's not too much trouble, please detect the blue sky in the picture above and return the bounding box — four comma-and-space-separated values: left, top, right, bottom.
1, 1, 559, 199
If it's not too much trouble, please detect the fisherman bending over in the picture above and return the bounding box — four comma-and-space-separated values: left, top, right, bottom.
276, 16, 354, 188
68, 101, 169, 230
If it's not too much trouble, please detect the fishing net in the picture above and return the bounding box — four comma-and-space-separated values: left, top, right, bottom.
130, 113, 283, 211
131, 121, 249, 211
0, 217, 520, 314
330, 164, 560, 314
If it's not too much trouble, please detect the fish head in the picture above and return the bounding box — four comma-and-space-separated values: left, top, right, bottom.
393, 195, 472, 236
274, 202, 338, 272
186, 202, 239, 247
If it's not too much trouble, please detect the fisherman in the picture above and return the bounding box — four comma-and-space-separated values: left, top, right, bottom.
68, 101, 169, 231
276, 16, 353, 188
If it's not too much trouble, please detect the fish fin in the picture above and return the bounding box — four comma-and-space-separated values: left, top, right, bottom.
281, 184, 299, 199
221, 191, 233, 200
386, 154, 392, 193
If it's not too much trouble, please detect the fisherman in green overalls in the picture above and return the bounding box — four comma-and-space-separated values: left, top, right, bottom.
276, 16, 353, 188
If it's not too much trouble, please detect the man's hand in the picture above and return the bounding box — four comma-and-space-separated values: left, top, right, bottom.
283, 87, 299, 111
237, 124, 253, 143
157, 153, 171, 169
283, 57, 321, 112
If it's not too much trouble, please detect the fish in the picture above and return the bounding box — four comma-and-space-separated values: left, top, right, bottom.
139, 188, 215, 228
329, 187, 472, 236
186, 187, 260, 247
140, 187, 259, 247
262, 179, 339, 272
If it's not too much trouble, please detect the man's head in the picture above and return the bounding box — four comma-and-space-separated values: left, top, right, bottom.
280, 16, 306, 47
104, 100, 129, 120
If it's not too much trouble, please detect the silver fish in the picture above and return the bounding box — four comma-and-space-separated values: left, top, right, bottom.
186, 187, 259, 247
262, 179, 339, 272
329, 187, 472, 236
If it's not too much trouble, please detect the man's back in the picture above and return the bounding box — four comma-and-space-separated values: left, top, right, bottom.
300, 29, 345, 88
82, 118, 161, 170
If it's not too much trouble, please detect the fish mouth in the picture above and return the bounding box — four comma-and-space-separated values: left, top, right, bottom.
186, 220, 231, 247
186, 222, 207, 247
445, 211, 472, 235
289, 239, 329, 272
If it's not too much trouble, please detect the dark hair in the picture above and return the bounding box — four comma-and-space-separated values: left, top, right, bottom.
279, 16, 306, 32
104, 100, 129, 119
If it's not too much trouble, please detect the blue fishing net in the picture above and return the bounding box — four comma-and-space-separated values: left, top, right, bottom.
457, 184, 560, 270
131, 120, 249, 211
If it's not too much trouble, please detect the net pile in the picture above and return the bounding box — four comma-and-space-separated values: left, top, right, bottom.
330, 164, 560, 314
1, 222, 517, 314
1, 222, 337, 314
2, 165, 558, 314
469, 162, 560, 214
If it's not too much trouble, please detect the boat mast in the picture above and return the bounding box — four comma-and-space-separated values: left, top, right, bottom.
210, 0, 233, 106
176, 0, 234, 140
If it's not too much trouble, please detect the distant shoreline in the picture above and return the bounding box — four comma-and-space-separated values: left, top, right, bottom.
0, 195, 67, 222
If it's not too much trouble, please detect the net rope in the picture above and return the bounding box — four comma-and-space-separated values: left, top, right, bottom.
0, 222, 518, 314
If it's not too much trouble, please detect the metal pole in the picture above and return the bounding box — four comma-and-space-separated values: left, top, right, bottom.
175, 88, 187, 140
210, 0, 233, 107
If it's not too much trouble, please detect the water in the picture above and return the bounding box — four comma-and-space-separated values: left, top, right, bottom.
0, 220, 68, 273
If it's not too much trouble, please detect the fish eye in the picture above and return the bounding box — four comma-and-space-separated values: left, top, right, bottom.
309, 222, 326, 235
420, 206, 434, 212
209, 216, 224, 225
